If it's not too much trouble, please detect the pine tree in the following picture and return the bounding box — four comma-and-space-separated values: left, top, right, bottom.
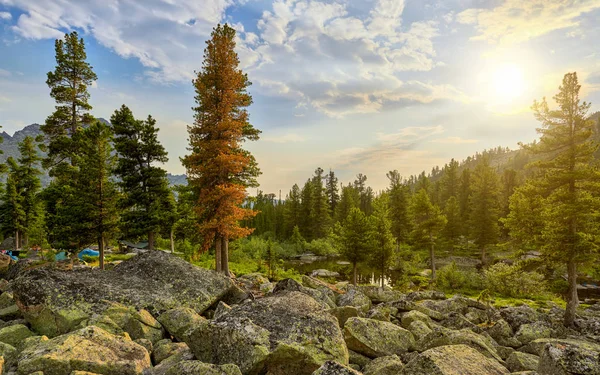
443, 195, 461, 250
42, 31, 97, 169
299, 179, 314, 240
500, 169, 518, 236
335, 183, 359, 222
0, 161, 25, 249
369, 198, 395, 287
74, 121, 119, 270
341, 207, 371, 285
354, 174, 373, 215
111, 105, 173, 251
469, 157, 500, 263
502, 183, 545, 252
525, 73, 600, 327
182, 24, 261, 274
441, 159, 459, 204
410, 189, 446, 279
325, 169, 340, 215
458, 169, 472, 233
15, 136, 43, 247
386, 170, 410, 244
283, 184, 302, 238
310, 167, 331, 238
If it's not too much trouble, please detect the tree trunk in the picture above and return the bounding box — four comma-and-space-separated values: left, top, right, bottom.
22, 233, 28, 249
221, 236, 230, 277
564, 259, 578, 327
430, 233, 436, 279
148, 231, 155, 251
352, 262, 358, 286
170, 228, 175, 253
381, 262, 385, 288
14, 231, 19, 251
215, 237, 222, 273
481, 245, 486, 266
99, 235, 105, 271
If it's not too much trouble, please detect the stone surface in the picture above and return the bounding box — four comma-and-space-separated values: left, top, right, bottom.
401, 310, 432, 329
152, 341, 189, 365
343, 317, 415, 358
515, 322, 554, 345
362, 354, 403, 375
17, 326, 151, 375
417, 328, 503, 363
337, 287, 372, 313
312, 361, 362, 375
537, 339, 600, 375
0, 324, 34, 348
12, 251, 235, 337
506, 351, 539, 372
401, 344, 510, 375
164, 361, 242, 375
158, 307, 205, 343
274, 278, 336, 308
327, 306, 360, 329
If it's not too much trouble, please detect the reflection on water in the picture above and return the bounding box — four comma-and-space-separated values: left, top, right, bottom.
283, 257, 400, 287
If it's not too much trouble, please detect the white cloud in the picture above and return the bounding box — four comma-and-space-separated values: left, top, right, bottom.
457, 0, 600, 44
432, 136, 478, 144
0, 68, 10, 77
376, 126, 444, 144
262, 133, 306, 143
0, 12, 11, 20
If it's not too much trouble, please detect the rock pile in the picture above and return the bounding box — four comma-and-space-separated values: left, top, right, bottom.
0, 251, 597, 374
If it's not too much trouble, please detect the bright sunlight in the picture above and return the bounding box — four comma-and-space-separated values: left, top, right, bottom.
492, 63, 526, 101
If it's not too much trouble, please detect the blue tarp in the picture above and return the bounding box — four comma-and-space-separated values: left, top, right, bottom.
5, 251, 18, 261
55, 251, 68, 261
78, 248, 100, 260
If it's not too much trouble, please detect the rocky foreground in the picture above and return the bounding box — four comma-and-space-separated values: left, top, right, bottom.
0, 252, 597, 374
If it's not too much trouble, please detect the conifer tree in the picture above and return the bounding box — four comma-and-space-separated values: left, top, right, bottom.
341, 207, 371, 285
525, 73, 600, 327
325, 169, 340, 215
458, 169, 472, 232
0, 162, 25, 249
283, 184, 302, 238
299, 179, 314, 239
182, 24, 261, 274
369, 198, 395, 287
441, 159, 459, 204
409, 189, 446, 279
386, 170, 410, 244
74, 121, 119, 270
469, 157, 500, 263
111, 105, 173, 250
15, 136, 43, 247
335, 183, 359, 222
502, 183, 545, 252
310, 167, 331, 238
443, 195, 461, 250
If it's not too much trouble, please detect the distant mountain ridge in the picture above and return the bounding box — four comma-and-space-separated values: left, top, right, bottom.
0, 120, 187, 187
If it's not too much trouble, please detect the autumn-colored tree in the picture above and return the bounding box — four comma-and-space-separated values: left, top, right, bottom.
182, 24, 261, 275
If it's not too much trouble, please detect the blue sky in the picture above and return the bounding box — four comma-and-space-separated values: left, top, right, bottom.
1, 0, 599, 193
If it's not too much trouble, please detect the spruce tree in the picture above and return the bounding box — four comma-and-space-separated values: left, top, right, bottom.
283, 184, 302, 238
182, 24, 261, 274
525, 72, 600, 327
502, 183, 545, 252
299, 179, 314, 240
443, 195, 461, 250
409, 189, 446, 279
386, 170, 410, 244
441, 159, 459, 204
469, 157, 500, 263
111, 105, 173, 251
341, 207, 371, 285
325, 169, 340, 215
310, 167, 331, 238
74, 121, 119, 270
458, 169, 472, 233
369, 198, 395, 287
0, 161, 25, 249
15, 136, 43, 247
335, 183, 359, 222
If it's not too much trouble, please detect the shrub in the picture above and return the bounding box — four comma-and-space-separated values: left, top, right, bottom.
436, 262, 467, 291
484, 262, 547, 298
304, 238, 338, 256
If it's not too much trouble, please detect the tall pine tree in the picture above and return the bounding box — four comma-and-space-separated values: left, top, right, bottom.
469, 157, 500, 263
341, 207, 371, 285
386, 170, 410, 244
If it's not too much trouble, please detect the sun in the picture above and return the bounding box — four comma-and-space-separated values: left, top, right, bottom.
491, 64, 525, 102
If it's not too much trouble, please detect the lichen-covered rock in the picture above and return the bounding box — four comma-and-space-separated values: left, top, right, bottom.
0, 341, 17, 367
404, 291, 446, 302
366, 305, 394, 322
417, 328, 503, 363
362, 354, 403, 375
158, 307, 205, 342
17, 326, 151, 375
12, 252, 235, 337
348, 350, 371, 368
520, 338, 567, 356
407, 320, 432, 340
506, 351, 539, 372
22, 335, 49, 351
213, 302, 232, 320
164, 361, 242, 375
356, 286, 403, 304
0, 304, 22, 320
391, 300, 444, 321
152, 341, 189, 365
237, 273, 270, 290
537, 339, 600, 375
0, 292, 14, 310
514, 321, 553, 345
439, 312, 478, 330
327, 306, 360, 328
124, 309, 164, 344
312, 361, 362, 375
401, 310, 432, 329
401, 344, 509, 375
499, 306, 540, 332
274, 278, 336, 308
337, 287, 372, 313
343, 317, 415, 358
134, 338, 153, 354
0, 323, 34, 348
186, 291, 348, 375
147, 344, 194, 375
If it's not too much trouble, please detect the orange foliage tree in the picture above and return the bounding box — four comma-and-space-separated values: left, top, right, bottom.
182, 24, 261, 275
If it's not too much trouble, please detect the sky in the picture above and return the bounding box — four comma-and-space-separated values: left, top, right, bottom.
0, 0, 599, 194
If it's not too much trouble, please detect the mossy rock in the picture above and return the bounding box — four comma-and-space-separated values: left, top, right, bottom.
417, 328, 503, 363
0, 304, 23, 320
362, 354, 403, 375
164, 361, 242, 375
337, 287, 371, 313
348, 349, 371, 368
0, 341, 17, 367
311, 360, 362, 375
0, 292, 14, 310
401, 310, 432, 329
0, 323, 34, 348
20, 304, 89, 337
506, 351, 539, 372
407, 320, 432, 341
158, 307, 205, 342
326, 306, 360, 329
123, 309, 164, 344
343, 317, 415, 358
537, 338, 600, 375
514, 321, 553, 345
401, 344, 509, 375
17, 326, 151, 375
153, 341, 189, 365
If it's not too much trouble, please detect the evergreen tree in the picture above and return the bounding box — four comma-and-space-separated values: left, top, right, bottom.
469, 157, 500, 263
499, 169, 518, 235
111, 105, 173, 250
525, 73, 600, 327
502, 183, 545, 252
386, 170, 410, 244
0, 161, 25, 249
410, 189, 447, 279
369, 198, 395, 287
416, 171, 431, 193
15, 136, 43, 247
74, 121, 119, 270
310, 167, 331, 238
283, 184, 302, 238
458, 169, 472, 232
354, 174, 373, 215
299, 179, 313, 240
442, 195, 461, 250
42, 31, 97, 169
441, 159, 459, 204
182, 24, 261, 274
325, 169, 340, 215
335, 183, 359, 222
341, 207, 371, 285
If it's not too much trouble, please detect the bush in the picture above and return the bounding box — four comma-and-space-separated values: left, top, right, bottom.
304, 238, 338, 256
435, 262, 484, 293
484, 262, 547, 298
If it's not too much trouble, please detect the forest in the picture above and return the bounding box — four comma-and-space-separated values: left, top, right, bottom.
1, 24, 600, 330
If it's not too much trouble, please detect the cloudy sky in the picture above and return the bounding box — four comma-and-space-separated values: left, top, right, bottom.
1, 0, 599, 193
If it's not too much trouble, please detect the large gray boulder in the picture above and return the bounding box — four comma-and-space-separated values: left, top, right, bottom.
537, 339, 600, 375
416, 328, 503, 363
337, 287, 372, 313
362, 355, 403, 375
506, 351, 539, 372
11, 251, 235, 337
163, 361, 242, 375
343, 317, 415, 358
186, 291, 348, 375
312, 361, 362, 375
401, 344, 509, 375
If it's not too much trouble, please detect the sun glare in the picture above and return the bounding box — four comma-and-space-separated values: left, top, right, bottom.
491, 64, 525, 102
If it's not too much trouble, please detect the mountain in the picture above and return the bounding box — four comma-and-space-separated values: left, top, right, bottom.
0, 121, 187, 187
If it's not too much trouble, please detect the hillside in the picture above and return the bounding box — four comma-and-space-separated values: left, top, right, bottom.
0, 121, 187, 187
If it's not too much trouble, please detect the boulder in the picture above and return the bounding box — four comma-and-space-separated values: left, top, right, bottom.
506, 351, 539, 372
0, 292, 14, 309
356, 286, 404, 304
0, 304, 22, 320
500, 306, 540, 332
407, 320, 432, 341
0, 341, 16, 367
366, 305, 394, 322
343, 317, 415, 358
417, 328, 503, 363
311, 269, 340, 278
0, 254, 13, 278
152, 341, 189, 365
186, 291, 348, 375
404, 291, 446, 302
348, 350, 371, 368
515, 322, 554, 345
391, 300, 444, 321
337, 287, 372, 313
12, 251, 235, 337
237, 273, 270, 289
213, 302, 232, 320
163, 361, 242, 375
537, 339, 600, 375
134, 338, 153, 353
123, 309, 164, 344
312, 361, 362, 375
327, 306, 360, 328
17, 326, 151, 375
158, 307, 205, 342
362, 354, 403, 375
148, 345, 194, 375
401, 344, 509, 375
274, 278, 336, 308
401, 310, 432, 329
0, 323, 34, 348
